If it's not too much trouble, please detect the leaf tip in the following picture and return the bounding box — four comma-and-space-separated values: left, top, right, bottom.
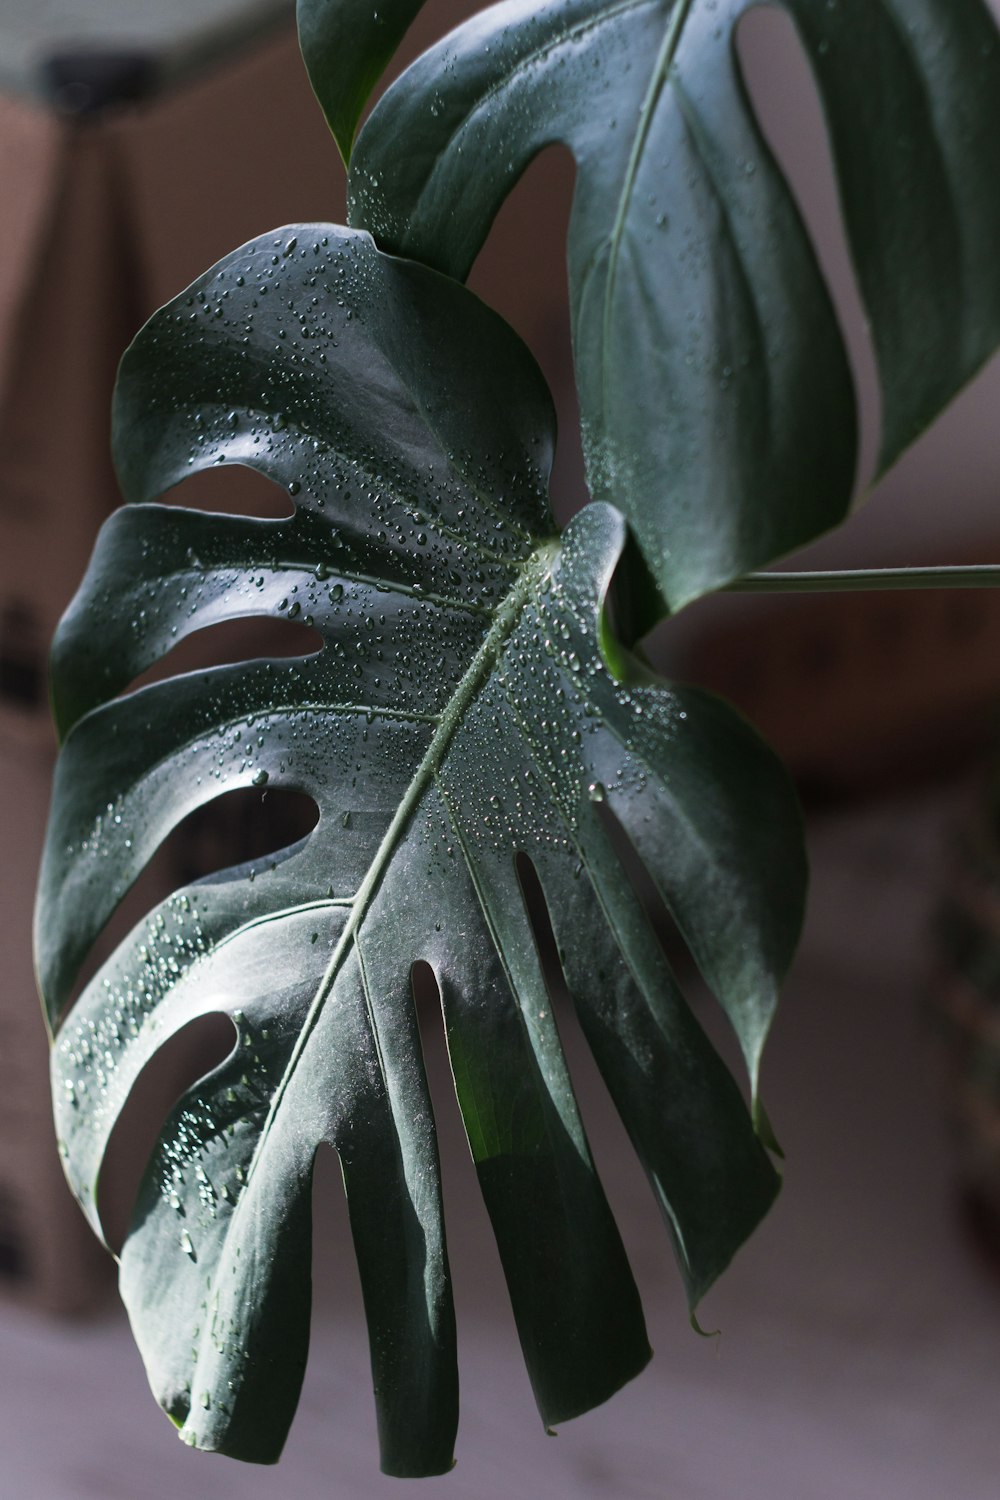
752, 1095, 785, 1161
689, 1310, 721, 1342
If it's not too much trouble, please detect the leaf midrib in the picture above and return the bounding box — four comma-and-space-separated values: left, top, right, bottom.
362, 0, 696, 428
237, 538, 560, 1196
601, 0, 695, 412
179, 536, 559, 1415
365, 0, 645, 260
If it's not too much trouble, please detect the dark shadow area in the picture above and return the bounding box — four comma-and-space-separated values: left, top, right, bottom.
0, 1185, 27, 1285
0, 597, 44, 712
309, 1141, 363, 1317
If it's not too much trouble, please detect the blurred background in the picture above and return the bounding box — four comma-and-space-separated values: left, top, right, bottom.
3, 1, 1000, 1495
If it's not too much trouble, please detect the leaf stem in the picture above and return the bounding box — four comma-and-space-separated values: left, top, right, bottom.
727, 565, 1000, 594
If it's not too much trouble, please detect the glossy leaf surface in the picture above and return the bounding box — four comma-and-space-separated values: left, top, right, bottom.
297, 0, 426, 162
347, 0, 1000, 614
37, 227, 801, 1473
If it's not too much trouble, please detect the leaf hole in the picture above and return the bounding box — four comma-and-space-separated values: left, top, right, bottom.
513, 852, 570, 1003
62, 788, 320, 1025
589, 800, 750, 1081
122, 616, 323, 697
165, 785, 320, 887
410, 958, 531, 1346
588, 800, 705, 994
98, 1013, 236, 1255
309, 1142, 368, 1324
737, 5, 881, 493
158, 462, 295, 519
512, 857, 688, 1298
466, 142, 585, 528
409, 956, 442, 1023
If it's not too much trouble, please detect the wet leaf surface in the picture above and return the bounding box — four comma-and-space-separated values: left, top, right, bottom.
347, 0, 1000, 615
37, 226, 802, 1474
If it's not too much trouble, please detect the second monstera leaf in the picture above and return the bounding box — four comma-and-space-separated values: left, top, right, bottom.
37, 226, 802, 1475
345, 0, 1000, 616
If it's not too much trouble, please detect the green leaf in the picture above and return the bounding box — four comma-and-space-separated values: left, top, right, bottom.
297, 0, 427, 164
37, 226, 802, 1472
347, 0, 1000, 614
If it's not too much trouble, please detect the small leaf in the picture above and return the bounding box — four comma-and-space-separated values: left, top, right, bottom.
297, 0, 428, 163
348, 0, 1000, 613
37, 226, 802, 1474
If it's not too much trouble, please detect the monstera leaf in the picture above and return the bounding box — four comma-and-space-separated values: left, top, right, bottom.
296, 0, 426, 163
343, 0, 1000, 615
36, 227, 803, 1474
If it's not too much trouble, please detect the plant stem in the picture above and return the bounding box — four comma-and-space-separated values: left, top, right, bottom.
727, 565, 1000, 594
